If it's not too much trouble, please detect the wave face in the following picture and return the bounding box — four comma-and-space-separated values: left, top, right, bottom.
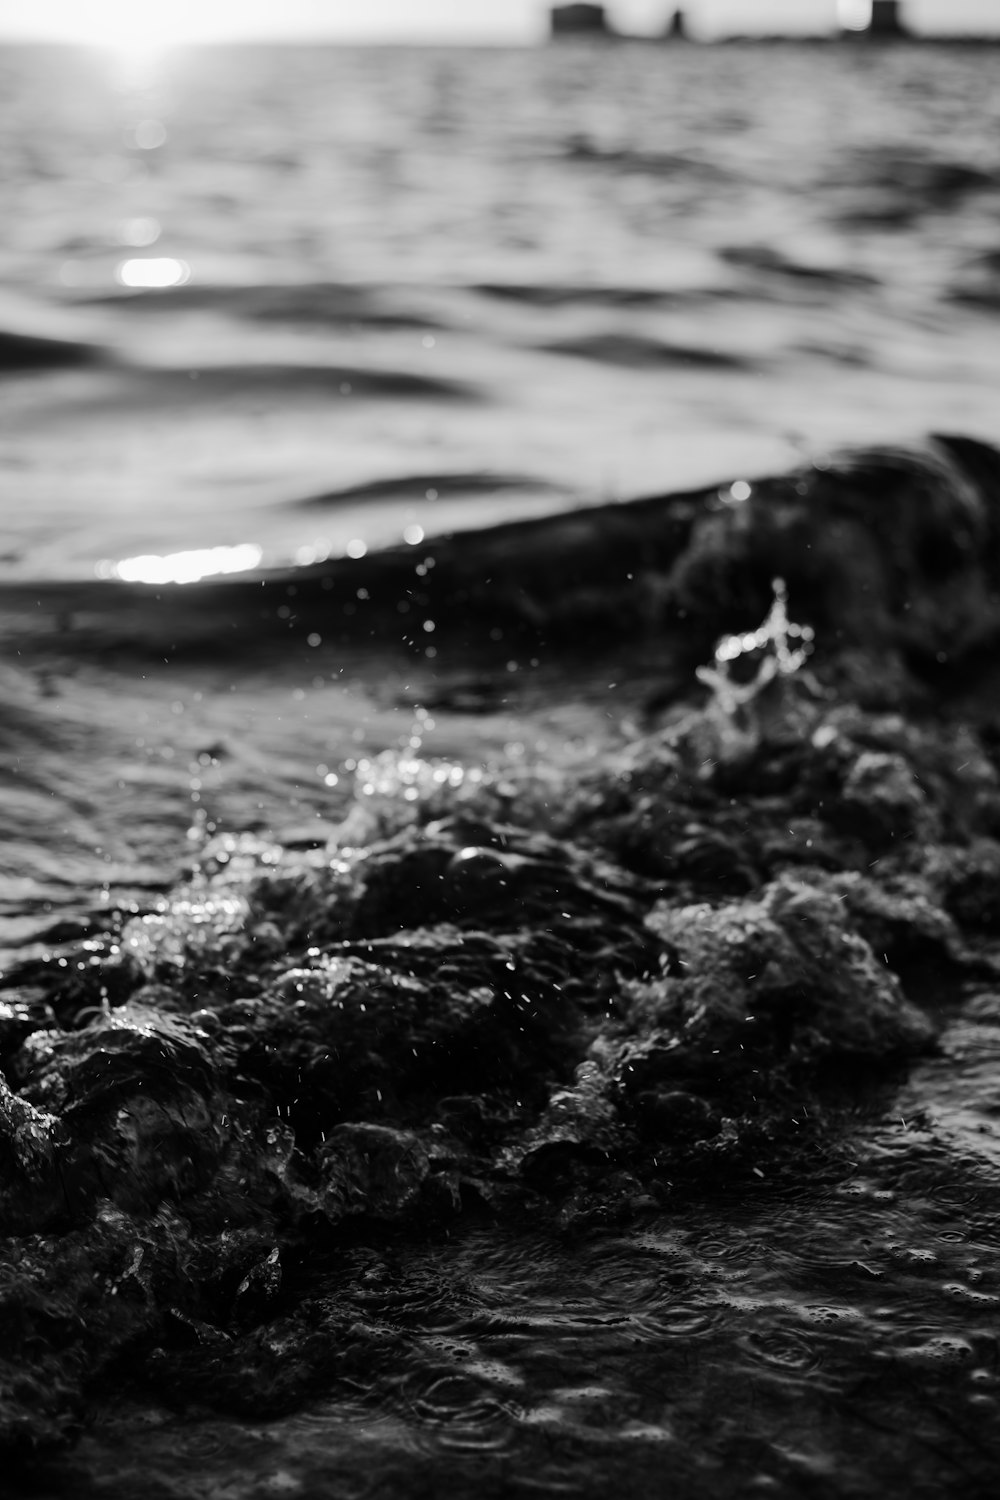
4, 438, 1000, 1495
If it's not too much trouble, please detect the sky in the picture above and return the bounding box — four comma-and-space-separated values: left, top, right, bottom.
0, 0, 998, 46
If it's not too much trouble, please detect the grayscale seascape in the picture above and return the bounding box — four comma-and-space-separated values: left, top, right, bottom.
3, 34, 1000, 1500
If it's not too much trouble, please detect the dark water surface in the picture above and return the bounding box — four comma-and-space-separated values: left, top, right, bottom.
16, 1149, 1000, 1498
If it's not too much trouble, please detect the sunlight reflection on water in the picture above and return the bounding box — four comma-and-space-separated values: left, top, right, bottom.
99, 541, 262, 584
116, 256, 190, 288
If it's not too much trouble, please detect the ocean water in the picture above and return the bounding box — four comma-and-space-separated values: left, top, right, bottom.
1, 41, 999, 579
3, 40, 1000, 1499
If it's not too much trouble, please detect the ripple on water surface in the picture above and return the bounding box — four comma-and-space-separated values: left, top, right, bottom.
18, 1152, 1000, 1500
400, 1366, 521, 1456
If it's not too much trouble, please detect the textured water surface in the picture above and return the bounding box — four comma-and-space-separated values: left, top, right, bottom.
1, 42, 999, 579
3, 37, 1000, 1500
19, 1159, 1000, 1500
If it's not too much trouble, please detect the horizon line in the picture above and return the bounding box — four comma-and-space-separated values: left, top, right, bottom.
3, 27, 1000, 46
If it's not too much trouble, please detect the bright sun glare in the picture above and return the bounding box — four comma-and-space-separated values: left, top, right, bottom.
82, 0, 233, 56
837, 0, 873, 29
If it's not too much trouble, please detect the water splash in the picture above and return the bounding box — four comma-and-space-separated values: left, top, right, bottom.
695, 578, 814, 715
683, 578, 816, 770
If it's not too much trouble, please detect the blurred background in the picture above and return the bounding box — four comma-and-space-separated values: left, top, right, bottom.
1, 0, 999, 586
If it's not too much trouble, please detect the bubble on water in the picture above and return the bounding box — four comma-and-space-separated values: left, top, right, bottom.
420, 1335, 475, 1362
943, 1283, 1000, 1305
464, 1359, 525, 1389
890, 1330, 976, 1366
797, 1304, 864, 1326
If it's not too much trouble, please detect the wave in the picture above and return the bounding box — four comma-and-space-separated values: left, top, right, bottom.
471, 283, 697, 308
947, 250, 1000, 310
83, 281, 447, 331
48, 360, 477, 409
294, 470, 567, 508
830, 152, 999, 225
791, 339, 874, 368
0, 327, 102, 370
6, 437, 1000, 1465
561, 136, 730, 181
718, 245, 879, 289
4, 436, 999, 684
852, 151, 998, 206
540, 332, 750, 370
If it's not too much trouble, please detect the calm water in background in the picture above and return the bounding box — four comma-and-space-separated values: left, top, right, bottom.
3, 41, 1000, 1499
1, 41, 999, 579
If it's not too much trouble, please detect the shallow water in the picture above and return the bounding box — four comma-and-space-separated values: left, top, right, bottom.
6, 610, 1000, 1493
23, 1130, 1000, 1499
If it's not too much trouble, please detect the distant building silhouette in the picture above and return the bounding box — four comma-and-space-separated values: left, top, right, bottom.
549, 4, 611, 38
663, 9, 688, 40
869, 2, 908, 36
